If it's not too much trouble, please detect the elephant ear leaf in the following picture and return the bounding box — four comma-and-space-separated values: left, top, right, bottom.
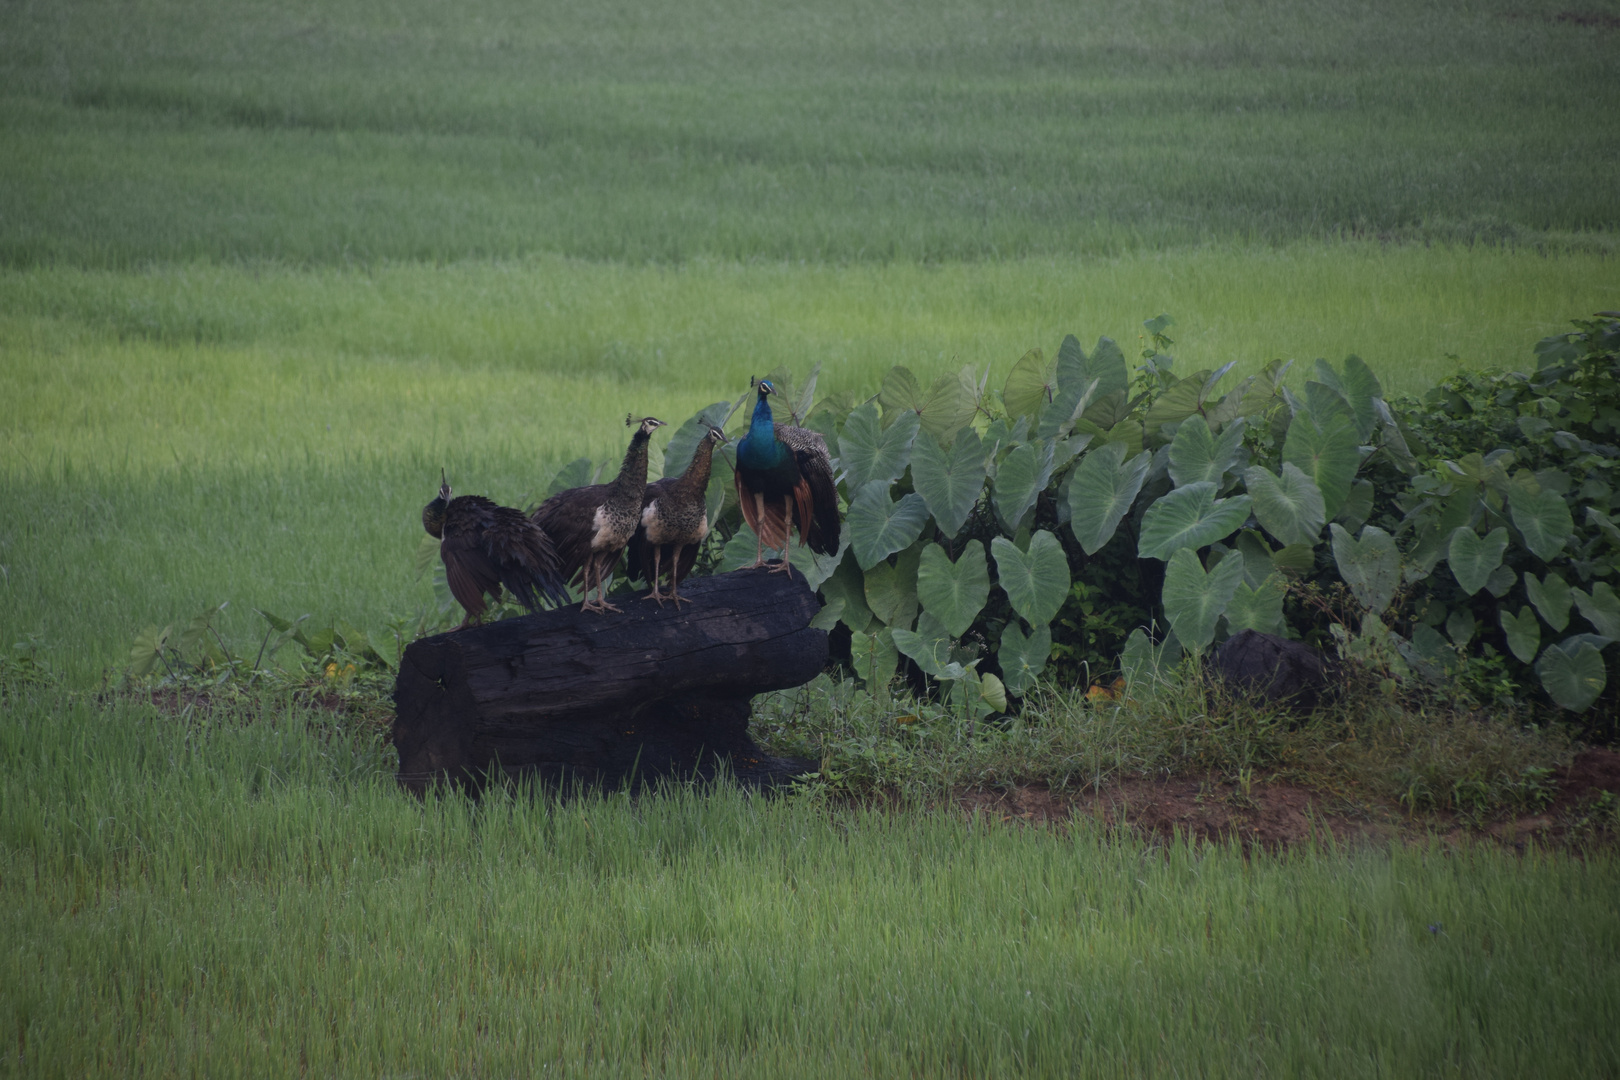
893, 620, 970, 681
1500, 607, 1542, 664
863, 546, 921, 630
917, 367, 980, 442
1573, 582, 1620, 639
1137, 482, 1252, 560
1338, 355, 1383, 440
1447, 527, 1509, 596
848, 627, 899, 688
1537, 638, 1607, 712
992, 439, 1058, 532
991, 531, 1070, 627
129, 624, 172, 677
1329, 523, 1399, 614
1168, 415, 1245, 488
997, 621, 1052, 696
847, 482, 932, 570
1002, 347, 1056, 421
1160, 547, 1246, 655
839, 401, 921, 487
1223, 573, 1288, 636
1068, 442, 1152, 555
1526, 571, 1573, 632
1243, 463, 1326, 548
910, 428, 988, 539
1081, 335, 1131, 400
1509, 485, 1574, 562
916, 541, 991, 639
1281, 412, 1360, 518
878, 366, 924, 414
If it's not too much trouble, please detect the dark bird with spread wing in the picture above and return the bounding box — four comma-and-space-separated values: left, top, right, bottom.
422, 472, 569, 631
628, 425, 727, 605
732, 378, 839, 576
532, 415, 665, 613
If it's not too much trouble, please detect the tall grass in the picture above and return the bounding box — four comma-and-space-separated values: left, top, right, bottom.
3, 691, 1617, 1077
3, 0, 1617, 265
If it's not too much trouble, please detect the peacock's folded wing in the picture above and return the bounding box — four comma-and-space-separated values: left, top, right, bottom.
776, 424, 841, 554
439, 534, 501, 618
531, 484, 609, 584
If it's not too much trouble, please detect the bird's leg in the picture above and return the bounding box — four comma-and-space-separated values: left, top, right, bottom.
747, 493, 769, 569
644, 547, 666, 605
595, 555, 623, 614
667, 549, 694, 607
579, 560, 602, 613
768, 494, 796, 576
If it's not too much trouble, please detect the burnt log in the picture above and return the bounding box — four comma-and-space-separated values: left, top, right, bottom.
392, 568, 826, 794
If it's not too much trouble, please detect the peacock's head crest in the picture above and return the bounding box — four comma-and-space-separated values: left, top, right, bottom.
422, 469, 452, 538
626, 414, 665, 436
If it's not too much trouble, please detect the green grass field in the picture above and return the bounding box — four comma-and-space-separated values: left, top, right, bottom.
3, 0, 1617, 264
5, 693, 1618, 1077
4, 0, 1620, 1072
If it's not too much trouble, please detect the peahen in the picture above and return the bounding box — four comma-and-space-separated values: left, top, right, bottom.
532, 415, 665, 613
627, 425, 727, 605
733, 378, 840, 576
422, 472, 570, 631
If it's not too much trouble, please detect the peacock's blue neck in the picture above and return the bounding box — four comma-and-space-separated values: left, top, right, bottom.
737, 394, 786, 469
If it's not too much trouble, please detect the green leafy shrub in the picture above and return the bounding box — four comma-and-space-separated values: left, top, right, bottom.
1388, 312, 1620, 734
671, 312, 1620, 730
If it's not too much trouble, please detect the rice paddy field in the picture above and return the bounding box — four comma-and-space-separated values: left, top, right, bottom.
4, 0, 1620, 1073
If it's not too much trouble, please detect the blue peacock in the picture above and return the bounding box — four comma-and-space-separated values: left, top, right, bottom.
732, 378, 840, 574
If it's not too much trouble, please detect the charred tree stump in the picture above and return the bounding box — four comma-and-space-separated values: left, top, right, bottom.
392, 568, 826, 794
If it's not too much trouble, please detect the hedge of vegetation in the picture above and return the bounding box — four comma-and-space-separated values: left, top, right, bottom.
664, 312, 1618, 733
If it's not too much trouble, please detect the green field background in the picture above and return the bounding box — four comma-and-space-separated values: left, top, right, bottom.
5, 1, 1620, 1072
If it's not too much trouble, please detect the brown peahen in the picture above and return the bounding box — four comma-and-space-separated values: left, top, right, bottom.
532, 415, 666, 613
732, 378, 840, 576
422, 472, 569, 631
627, 425, 727, 605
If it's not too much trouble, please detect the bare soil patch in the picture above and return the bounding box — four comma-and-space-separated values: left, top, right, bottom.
957, 748, 1620, 850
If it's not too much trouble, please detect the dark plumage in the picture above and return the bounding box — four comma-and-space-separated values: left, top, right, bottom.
628, 425, 727, 605
532, 415, 665, 613
732, 379, 840, 576
422, 473, 569, 631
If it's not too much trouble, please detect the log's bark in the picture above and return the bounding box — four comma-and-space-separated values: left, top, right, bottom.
392, 568, 825, 793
